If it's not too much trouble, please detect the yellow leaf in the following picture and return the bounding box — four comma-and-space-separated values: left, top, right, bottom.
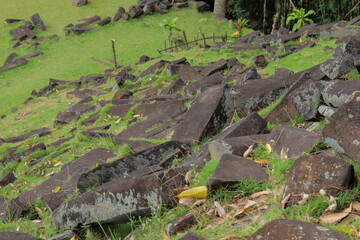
96, 163, 99, 167
53, 186, 61, 193
163, 232, 170, 240
53, 160, 58, 163
336, 226, 356, 236
258, 159, 268, 166
266, 143, 272, 154
70, 235, 76, 240
178, 186, 207, 199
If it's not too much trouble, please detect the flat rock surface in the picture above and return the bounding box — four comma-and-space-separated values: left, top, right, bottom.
249, 219, 350, 240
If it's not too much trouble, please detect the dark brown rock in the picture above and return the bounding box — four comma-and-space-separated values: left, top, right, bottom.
323, 91, 360, 164
207, 154, 269, 190
5, 19, 23, 23
137, 55, 151, 64
184, 72, 224, 95
201, 59, 228, 76
73, 0, 87, 6
172, 84, 234, 145
76, 15, 101, 27
0, 143, 46, 167
229, 66, 261, 85
127, 5, 143, 19
160, 78, 185, 95
177, 2, 188, 8
3, 127, 50, 143
55, 111, 80, 124
47, 136, 75, 148
98, 17, 111, 26
165, 211, 196, 236
195, 1, 210, 12
249, 219, 351, 240
322, 80, 360, 107
252, 54, 267, 67
0, 171, 16, 187
282, 154, 354, 208
81, 124, 111, 139
30, 13, 46, 31
0, 231, 42, 240
77, 141, 190, 192
9, 25, 36, 41
47, 230, 80, 240
53, 168, 184, 228
177, 65, 204, 82
134, 102, 161, 116
265, 125, 321, 158
0, 53, 27, 71
135, 60, 168, 81
114, 6, 126, 21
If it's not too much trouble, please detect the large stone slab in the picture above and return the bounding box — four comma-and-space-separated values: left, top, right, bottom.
77, 141, 190, 193
248, 219, 350, 240
265, 125, 321, 158
30, 13, 46, 31
207, 154, 269, 190
53, 168, 184, 228
11, 149, 115, 214
282, 154, 354, 208
265, 65, 326, 124
200, 59, 228, 76
3, 127, 50, 143
323, 91, 360, 164
322, 80, 360, 107
0, 231, 42, 240
0, 143, 46, 167
165, 211, 195, 236
181, 112, 267, 169
320, 36, 360, 79
184, 72, 224, 96
172, 84, 233, 145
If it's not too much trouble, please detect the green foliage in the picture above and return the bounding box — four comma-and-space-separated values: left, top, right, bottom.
230, 17, 248, 37
286, 4, 315, 32
258, 96, 283, 118
191, 159, 219, 187
159, 17, 181, 36
346, 69, 360, 80
285, 196, 328, 220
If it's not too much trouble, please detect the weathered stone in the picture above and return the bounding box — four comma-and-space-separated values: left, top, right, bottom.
318, 105, 336, 118
195, 1, 210, 12
48, 34, 58, 40
0, 53, 27, 71
320, 37, 360, 79
252, 54, 267, 67
0, 197, 28, 222
0, 231, 42, 240
172, 84, 234, 145
161, 78, 185, 95
3, 127, 50, 143
9, 25, 36, 41
166, 211, 196, 236
115, 100, 186, 139
81, 125, 111, 138
71, 27, 96, 34
30, 13, 46, 31
23, 149, 115, 212
249, 219, 351, 240
282, 154, 354, 208
265, 66, 326, 124
207, 154, 269, 190
134, 102, 161, 116
177, 65, 204, 82
5, 18, 23, 23
137, 84, 164, 98
135, 60, 168, 81
323, 91, 360, 164
53, 168, 184, 228
47, 136, 75, 148
200, 59, 228, 76
112, 89, 133, 100
98, 17, 111, 26
0, 143, 46, 167
77, 141, 190, 193
55, 111, 80, 124
208, 135, 265, 161
265, 125, 321, 157
0, 171, 16, 187
73, 0, 87, 6
184, 72, 224, 95
181, 112, 267, 169
137, 55, 151, 64
177, 2, 188, 8
322, 80, 360, 107
47, 230, 80, 240
76, 16, 101, 27
229, 66, 261, 85
127, 5, 143, 19
274, 68, 294, 76
114, 7, 125, 21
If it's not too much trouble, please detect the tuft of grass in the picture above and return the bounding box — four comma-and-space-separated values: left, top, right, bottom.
191, 158, 219, 187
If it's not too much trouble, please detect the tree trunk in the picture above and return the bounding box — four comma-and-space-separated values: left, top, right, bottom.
214, 0, 227, 18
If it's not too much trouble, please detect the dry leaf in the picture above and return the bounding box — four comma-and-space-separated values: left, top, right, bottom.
243, 145, 254, 158
16, 226, 20, 231
258, 159, 268, 166
53, 186, 61, 193
335, 226, 356, 236
32, 219, 43, 224
214, 201, 226, 217
265, 143, 272, 154
281, 193, 291, 208
219, 235, 246, 240
280, 148, 288, 159
297, 199, 307, 205
352, 225, 360, 237
43, 171, 54, 178
206, 207, 216, 216
204, 217, 225, 230
54, 161, 62, 167
34, 207, 42, 214
178, 197, 196, 206
352, 200, 360, 212
178, 186, 207, 199
194, 199, 206, 206
339, 213, 360, 225
234, 200, 257, 218
70, 236, 76, 240
184, 169, 193, 185
227, 204, 240, 211
320, 202, 352, 224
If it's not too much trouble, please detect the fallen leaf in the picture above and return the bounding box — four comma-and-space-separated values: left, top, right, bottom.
70, 236, 76, 240
280, 148, 288, 159
54, 161, 62, 167
185, 169, 193, 185
178, 197, 196, 206
352, 225, 360, 237
339, 213, 360, 225
281, 193, 291, 208
227, 204, 240, 211
258, 159, 268, 166
206, 207, 216, 217
32, 219, 43, 224
243, 145, 254, 158
204, 217, 225, 230
335, 226, 356, 236
219, 235, 246, 240
53, 186, 61, 193
265, 143, 272, 154
353, 200, 360, 212
178, 186, 207, 199
194, 199, 206, 206
163, 232, 170, 240
297, 199, 307, 205
320, 202, 352, 224
43, 171, 54, 178
16, 226, 20, 231
214, 201, 226, 217
34, 207, 42, 214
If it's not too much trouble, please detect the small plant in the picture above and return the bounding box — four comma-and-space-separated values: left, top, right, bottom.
159, 17, 181, 36
230, 17, 248, 37
286, 0, 315, 32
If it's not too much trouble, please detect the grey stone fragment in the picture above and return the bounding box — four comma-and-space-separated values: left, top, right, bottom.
318, 105, 335, 118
